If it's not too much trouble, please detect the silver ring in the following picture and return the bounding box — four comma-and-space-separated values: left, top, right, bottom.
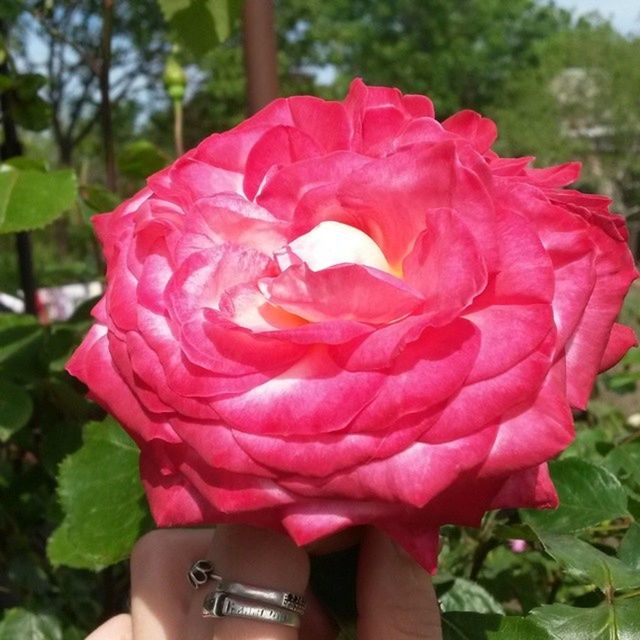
188, 560, 221, 589
218, 580, 306, 615
202, 591, 301, 628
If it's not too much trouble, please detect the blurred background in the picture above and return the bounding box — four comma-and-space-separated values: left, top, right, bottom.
1, 0, 639, 318
1, 1, 639, 638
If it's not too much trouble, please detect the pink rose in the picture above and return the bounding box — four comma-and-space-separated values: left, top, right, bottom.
68, 79, 637, 571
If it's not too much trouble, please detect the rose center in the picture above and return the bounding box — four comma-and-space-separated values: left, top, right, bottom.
274, 220, 396, 275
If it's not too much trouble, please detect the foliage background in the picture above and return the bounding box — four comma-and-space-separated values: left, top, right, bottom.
0, 1, 639, 638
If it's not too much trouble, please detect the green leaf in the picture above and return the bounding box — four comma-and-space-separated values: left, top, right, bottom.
0, 167, 77, 233
442, 613, 551, 640
440, 578, 504, 614
619, 523, 640, 571
605, 443, 640, 488
521, 459, 628, 534
539, 534, 640, 592
209, 0, 233, 43
530, 598, 640, 640
47, 417, 148, 570
0, 314, 45, 380
157, 0, 240, 54
4, 157, 48, 171
0, 379, 33, 442
157, 0, 191, 19
117, 140, 169, 181
603, 372, 640, 394
0, 608, 62, 640
79, 184, 121, 213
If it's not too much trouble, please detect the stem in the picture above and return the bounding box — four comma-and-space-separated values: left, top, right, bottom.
242, 0, 279, 115
589, 520, 633, 534
546, 572, 563, 604
100, 0, 117, 191
469, 511, 500, 580
173, 99, 184, 156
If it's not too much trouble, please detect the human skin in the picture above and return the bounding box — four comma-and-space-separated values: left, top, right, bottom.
86, 525, 443, 640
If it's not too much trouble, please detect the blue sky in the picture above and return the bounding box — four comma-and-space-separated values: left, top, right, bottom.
554, 0, 640, 34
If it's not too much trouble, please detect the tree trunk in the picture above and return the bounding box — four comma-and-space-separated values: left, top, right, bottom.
0, 19, 37, 316
100, 0, 117, 191
242, 0, 279, 115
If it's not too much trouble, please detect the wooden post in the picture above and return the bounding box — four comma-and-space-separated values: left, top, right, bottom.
242, 0, 279, 115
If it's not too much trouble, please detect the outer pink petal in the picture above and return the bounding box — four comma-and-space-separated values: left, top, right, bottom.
212, 347, 385, 435
489, 463, 558, 510
165, 245, 272, 324
169, 419, 276, 478
332, 313, 435, 370
479, 360, 573, 477
150, 155, 244, 207
380, 522, 441, 573
281, 500, 398, 545
243, 126, 324, 200
424, 329, 555, 443
92, 188, 153, 261
181, 195, 290, 257
348, 320, 480, 432
403, 207, 488, 324
565, 231, 637, 407
337, 141, 497, 266
599, 323, 637, 372
442, 110, 497, 153
231, 411, 437, 477
280, 423, 497, 508
257, 151, 370, 222
260, 263, 423, 324
463, 303, 553, 384
181, 309, 306, 374
66, 325, 179, 445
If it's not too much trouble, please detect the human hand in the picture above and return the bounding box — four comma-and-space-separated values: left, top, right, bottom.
86, 525, 442, 640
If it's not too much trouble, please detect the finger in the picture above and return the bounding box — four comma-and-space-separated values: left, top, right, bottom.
298, 589, 339, 640
185, 525, 309, 640
357, 528, 442, 640
130, 528, 214, 640
85, 613, 132, 640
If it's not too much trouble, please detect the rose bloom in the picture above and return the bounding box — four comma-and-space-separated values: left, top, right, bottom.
68, 79, 637, 570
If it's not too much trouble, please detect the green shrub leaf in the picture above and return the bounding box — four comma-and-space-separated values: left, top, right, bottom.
0, 379, 33, 442
439, 578, 505, 614
0, 608, 62, 640
47, 417, 148, 570
521, 459, 628, 534
116, 140, 169, 181
157, 0, 240, 54
0, 166, 77, 233
530, 599, 640, 640
442, 612, 551, 639
538, 533, 640, 592
619, 523, 640, 571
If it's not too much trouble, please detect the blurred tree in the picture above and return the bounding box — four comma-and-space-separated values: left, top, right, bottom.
19, 0, 168, 165
490, 18, 640, 216
275, 0, 572, 115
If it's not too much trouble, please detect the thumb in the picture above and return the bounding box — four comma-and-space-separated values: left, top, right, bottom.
356, 528, 442, 640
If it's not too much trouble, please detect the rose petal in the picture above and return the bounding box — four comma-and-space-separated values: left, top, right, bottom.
599, 323, 638, 372
213, 347, 384, 435
260, 262, 422, 324
337, 141, 497, 266
403, 207, 488, 324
